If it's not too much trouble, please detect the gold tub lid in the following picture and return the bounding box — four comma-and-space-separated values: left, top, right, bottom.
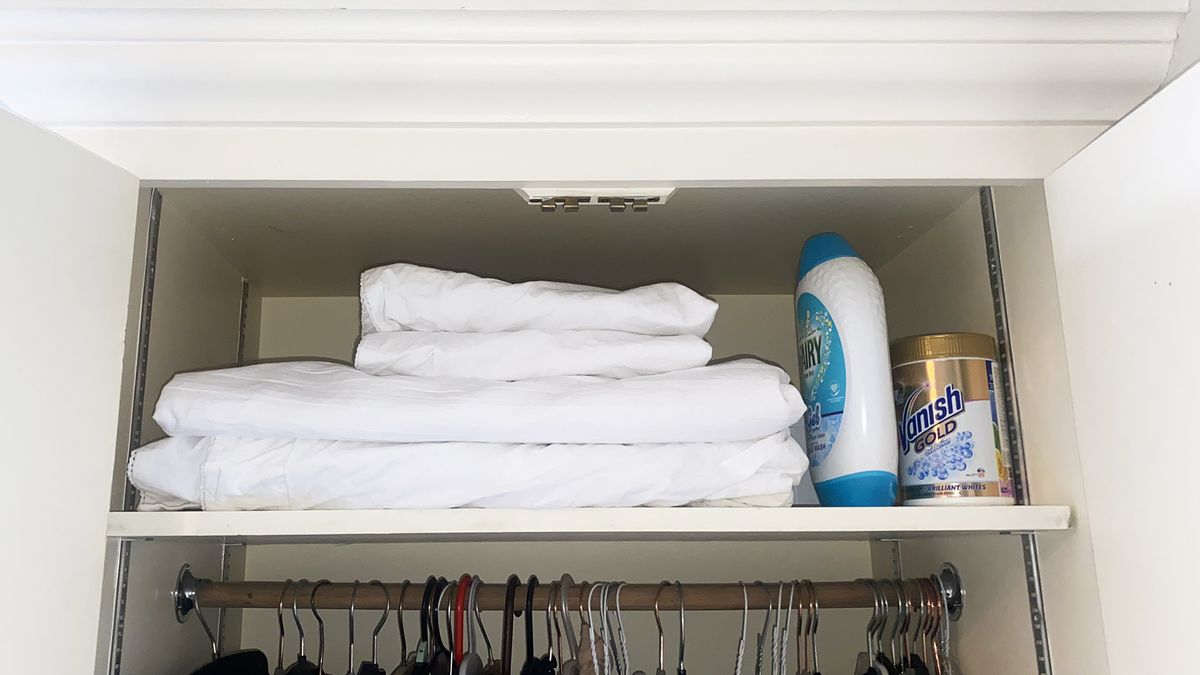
890, 332, 997, 364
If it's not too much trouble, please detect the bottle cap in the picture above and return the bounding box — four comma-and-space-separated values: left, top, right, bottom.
797, 233, 860, 280
890, 332, 998, 365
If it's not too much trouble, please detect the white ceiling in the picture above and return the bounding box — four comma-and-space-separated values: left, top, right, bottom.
161, 186, 977, 296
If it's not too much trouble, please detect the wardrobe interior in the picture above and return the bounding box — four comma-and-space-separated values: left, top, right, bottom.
113, 185, 1039, 674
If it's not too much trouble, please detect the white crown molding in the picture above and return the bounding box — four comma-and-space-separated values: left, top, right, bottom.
0, 4, 1184, 180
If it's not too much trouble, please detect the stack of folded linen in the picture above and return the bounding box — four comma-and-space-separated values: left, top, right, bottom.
129, 264, 808, 511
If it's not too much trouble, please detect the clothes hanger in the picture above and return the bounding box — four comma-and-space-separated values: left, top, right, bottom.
455, 575, 472, 665
286, 580, 321, 675
673, 583, 686, 675
875, 580, 901, 675
346, 581, 362, 675
311, 580, 332, 675
612, 583, 630, 675
186, 578, 271, 675
276, 580, 296, 675
444, 579, 460, 675
904, 582, 930, 675
538, 581, 559, 675
796, 579, 819, 675
651, 582, 669, 675
769, 583, 783, 675
872, 580, 898, 675
734, 583, 748, 675
472, 576, 501, 675
552, 582, 565, 669
601, 583, 620, 675
582, 581, 605, 675
928, 574, 951, 675
458, 575, 484, 675
558, 575, 580, 675
501, 575, 521, 675
595, 583, 610, 675
753, 582, 771, 675
519, 575, 541, 675
896, 582, 913, 675
432, 579, 454, 675
778, 582, 795, 675
411, 577, 438, 675
853, 579, 884, 675
391, 580, 413, 675
354, 581, 391, 675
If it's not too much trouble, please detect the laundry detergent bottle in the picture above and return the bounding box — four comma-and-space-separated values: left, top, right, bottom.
795, 233, 898, 506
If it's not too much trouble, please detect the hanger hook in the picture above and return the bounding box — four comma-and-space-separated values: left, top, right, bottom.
310, 579, 330, 673
780, 581, 795, 675
803, 579, 819, 674
614, 582, 630, 675
190, 579, 220, 662
368, 580, 391, 665
560, 574, 579, 661
396, 579, 411, 664
674, 582, 686, 675
735, 582, 748, 675
291, 579, 309, 659
277, 579, 295, 672
471, 576, 494, 662
652, 581, 670, 673
348, 580, 360, 675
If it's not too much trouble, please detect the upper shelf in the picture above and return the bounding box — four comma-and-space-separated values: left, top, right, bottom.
107, 505, 1069, 543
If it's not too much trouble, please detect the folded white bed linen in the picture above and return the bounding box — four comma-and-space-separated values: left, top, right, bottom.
360, 263, 718, 337
355, 330, 712, 379
129, 433, 808, 510
153, 359, 804, 444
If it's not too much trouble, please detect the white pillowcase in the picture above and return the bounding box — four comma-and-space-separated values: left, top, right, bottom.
129, 432, 807, 510
355, 330, 712, 379
153, 359, 804, 444
360, 263, 718, 336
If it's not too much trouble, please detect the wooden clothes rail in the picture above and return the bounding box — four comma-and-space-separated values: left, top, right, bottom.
173, 563, 964, 619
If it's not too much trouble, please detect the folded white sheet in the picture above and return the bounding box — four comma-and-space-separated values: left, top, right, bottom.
153, 359, 804, 444
355, 330, 712, 379
360, 263, 718, 336
129, 433, 807, 510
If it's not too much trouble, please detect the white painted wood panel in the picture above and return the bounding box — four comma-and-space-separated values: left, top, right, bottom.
991, 184, 1111, 675
1, 3, 1179, 180
107, 506, 1070, 542
0, 110, 139, 673
1044, 58, 1200, 675
58, 125, 1108, 183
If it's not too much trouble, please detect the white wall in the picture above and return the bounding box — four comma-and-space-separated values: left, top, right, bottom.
877, 192, 996, 340
258, 296, 360, 363
1044, 60, 1200, 675
0, 111, 139, 674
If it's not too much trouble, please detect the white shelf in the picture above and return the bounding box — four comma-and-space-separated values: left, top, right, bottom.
107, 506, 1070, 543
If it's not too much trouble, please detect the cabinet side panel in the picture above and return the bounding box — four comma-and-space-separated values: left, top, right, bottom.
1043, 63, 1200, 674
992, 184, 1108, 675
112, 197, 247, 673
0, 111, 139, 673
137, 200, 246, 442
875, 191, 1037, 674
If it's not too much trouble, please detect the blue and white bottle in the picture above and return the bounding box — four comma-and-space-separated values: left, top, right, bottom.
795, 233, 898, 506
